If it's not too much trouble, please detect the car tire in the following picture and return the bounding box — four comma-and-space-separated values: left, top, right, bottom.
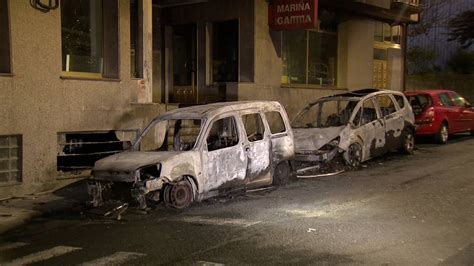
399, 129, 415, 155
435, 122, 449, 144
272, 161, 290, 186
165, 179, 194, 209
345, 143, 362, 169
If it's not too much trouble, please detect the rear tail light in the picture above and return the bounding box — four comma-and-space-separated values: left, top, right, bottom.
421, 107, 435, 123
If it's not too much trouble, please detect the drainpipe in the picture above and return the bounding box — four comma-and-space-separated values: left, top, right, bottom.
402, 23, 408, 92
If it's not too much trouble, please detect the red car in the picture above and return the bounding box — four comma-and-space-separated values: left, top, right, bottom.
405, 90, 474, 144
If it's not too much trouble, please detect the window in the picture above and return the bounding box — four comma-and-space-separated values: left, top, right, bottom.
0, 135, 21, 183
376, 95, 397, 117
373, 48, 387, 60
293, 100, 358, 128
0, 0, 11, 74
361, 99, 378, 125
242, 113, 265, 142
206, 117, 239, 151
61, 0, 119, 78
292, 104, 320, 128
138, 119, 201, 152
450, 92, 467, 107
282, 30, 337, 86
130, 0, 143, 78
438, 93, 453, 107
394, 95, 405, 109
265, 112, 286, 134
374, 22, 401, 45
212, 20, 238, 83
57, 130, 138, 172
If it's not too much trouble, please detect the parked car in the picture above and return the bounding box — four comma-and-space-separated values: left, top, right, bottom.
88, 101, 294, 209
291, 89, 415, 177
405, 90, 474, 144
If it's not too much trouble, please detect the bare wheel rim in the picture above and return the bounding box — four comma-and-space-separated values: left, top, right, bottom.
170, 180, 193, 209
441, 125, 448, 142
348, 143, 362, 168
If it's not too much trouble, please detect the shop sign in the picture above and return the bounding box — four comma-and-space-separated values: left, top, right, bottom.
268, 0, 318, 30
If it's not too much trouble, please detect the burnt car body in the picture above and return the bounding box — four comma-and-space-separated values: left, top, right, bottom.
405, 90, 474, 144
291, 89, 415, 177
88, 101, 294, 209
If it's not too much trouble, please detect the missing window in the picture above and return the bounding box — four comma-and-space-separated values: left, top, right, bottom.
242, 113, 265, 142
0, 135, 22, 184
57, 130, 138, 172
207, 117, 239, 151
265, 112, 286, 134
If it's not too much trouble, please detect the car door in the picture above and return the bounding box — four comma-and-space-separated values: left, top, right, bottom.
240, 112, 271, 188
438, 92, 461, 133
353, 98, 386, 160
202, 115, 247, 192
264, 110, 294, 164
449, 91, 473, 132
375, 94, 404, 150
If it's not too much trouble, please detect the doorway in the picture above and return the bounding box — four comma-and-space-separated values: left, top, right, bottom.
171, 24, 197, 104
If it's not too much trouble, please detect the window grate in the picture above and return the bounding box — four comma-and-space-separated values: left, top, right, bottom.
57, 130, 138, 172
0, 135, 22, 184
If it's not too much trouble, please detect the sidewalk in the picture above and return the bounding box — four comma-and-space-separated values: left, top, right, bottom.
0, 180, 88, 235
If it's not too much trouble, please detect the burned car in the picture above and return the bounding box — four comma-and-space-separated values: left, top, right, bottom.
292, 89, 415, 177
88, 101, 294, 209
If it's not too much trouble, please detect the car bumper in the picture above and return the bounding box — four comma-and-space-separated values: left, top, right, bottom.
87, 176, 170, 209
415, 122, 439, 135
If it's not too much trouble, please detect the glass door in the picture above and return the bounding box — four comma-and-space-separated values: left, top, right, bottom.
171, 24, 197, 104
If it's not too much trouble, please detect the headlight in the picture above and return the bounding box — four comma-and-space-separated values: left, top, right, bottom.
137, 164, 161, 181
330, 137, 340, 146
320, 137, 340, 151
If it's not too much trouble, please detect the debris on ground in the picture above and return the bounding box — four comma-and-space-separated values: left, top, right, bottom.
104, 203, 129, 221
295, 154, 347, 179
307, 228, 317, 233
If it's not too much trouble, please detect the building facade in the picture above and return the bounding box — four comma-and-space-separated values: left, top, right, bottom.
0, 0, 419, 197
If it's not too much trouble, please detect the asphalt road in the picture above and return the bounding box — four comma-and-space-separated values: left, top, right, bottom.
1, 136, 473, 265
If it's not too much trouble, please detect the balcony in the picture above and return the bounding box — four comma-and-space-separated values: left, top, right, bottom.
319, 0, 421, 24
391, 0, 421, 15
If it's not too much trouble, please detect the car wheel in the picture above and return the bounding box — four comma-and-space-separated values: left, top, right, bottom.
272, 161, 290, 186
399, 129, 415, 155
166, 179, 194, 209
345, 143, 362, 169
435, 122, 449, 144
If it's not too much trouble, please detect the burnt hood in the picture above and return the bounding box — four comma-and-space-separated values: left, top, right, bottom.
93, 151, 183, 173
293, 126, 345, 152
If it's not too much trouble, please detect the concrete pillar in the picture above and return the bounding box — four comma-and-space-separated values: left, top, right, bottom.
337, 20, 374, 90
387, 48, 403, 91
140, 0, 153, 103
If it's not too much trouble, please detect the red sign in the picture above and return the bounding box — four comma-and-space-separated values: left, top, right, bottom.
269, 0, 318, 30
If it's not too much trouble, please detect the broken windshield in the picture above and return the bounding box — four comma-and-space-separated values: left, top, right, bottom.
135, 119, 202, 151
292, 99, 359, 128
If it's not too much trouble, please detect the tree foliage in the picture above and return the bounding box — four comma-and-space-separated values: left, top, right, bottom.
407, 46, 437, 75
448, 10, 474, 49
447, 50, 474, 74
